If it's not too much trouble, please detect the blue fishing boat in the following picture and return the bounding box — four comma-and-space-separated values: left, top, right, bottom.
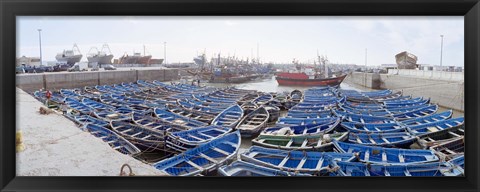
82, 123, 141, 155
166, 103, 216, 123
132, 112, 189, 136
211, 104, 244, 128
329, 161, 451, 176
393, 105, 438, 120
68, 114, 109, 127
348, 131, 416, 148
407, 117, 464, 136
277, 117, 337, 126
153, 131, 241, 176
99, 94, 127, 107
384, 97, 430, 107
252, 93, 274, 105
261, 117, 340, 136
93, 110, 131, 122
154, 108, 208, 128
177, 99, 224, 115
64, 97, 94, 114
443, 155, 464, 176
240, 146, 355, 174
289, 105, 333, 112
361, 90, 393, 97
60, 89, 82, 99
81, 98, 115, 111
333, 141, 439, 165
340, 121, 406, 133
137, 80, 158, 88
110, 120, 165, 151
166, 125, 232, 152
235, 107, 270, 137
287, 109, 334, 119
237, 93, 261, 105
400, 110, 453, 126
386, 104, 432, 113
376, 95, 412, 102
369, 91, 403, 101
333, 110, 396, 124
339, 106, 392, 117
218, 161, 311, 176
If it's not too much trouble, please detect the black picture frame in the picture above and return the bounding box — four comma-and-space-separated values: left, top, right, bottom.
1, 0, 479, 192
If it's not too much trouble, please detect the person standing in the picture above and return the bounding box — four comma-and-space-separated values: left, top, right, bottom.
45, 90, 52, 106
60, 102, 68, 115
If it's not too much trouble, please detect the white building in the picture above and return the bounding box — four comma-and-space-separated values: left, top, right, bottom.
17, 56, 41, 67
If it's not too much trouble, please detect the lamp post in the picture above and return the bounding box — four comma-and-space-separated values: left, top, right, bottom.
37, 29, 42, 66
164, 42, 167, 64
440, 35, 444, 67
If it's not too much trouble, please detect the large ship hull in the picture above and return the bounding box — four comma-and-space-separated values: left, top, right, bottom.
395, 51, 418, 69
276, 74, 347, 86
119, 55, 152, 64
55, 55, 82, 65
87, 54, 114, 64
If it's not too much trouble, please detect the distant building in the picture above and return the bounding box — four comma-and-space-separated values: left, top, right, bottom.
381, 64, 397, 70
17, 56, 41, 67
417, 64, 462, 72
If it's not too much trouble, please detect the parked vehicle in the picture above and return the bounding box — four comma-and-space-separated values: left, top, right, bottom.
104, 64, 117, 70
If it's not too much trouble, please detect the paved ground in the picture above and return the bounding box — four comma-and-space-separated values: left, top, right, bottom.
15, 88, 167, 176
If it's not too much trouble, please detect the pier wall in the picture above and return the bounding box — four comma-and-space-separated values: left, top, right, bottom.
16, 68, 179, 92
113, 64, 163, 68
387, 69, 464, 81
345, 72, 464, 112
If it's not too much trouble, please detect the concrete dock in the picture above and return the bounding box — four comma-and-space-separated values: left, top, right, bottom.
344, 70, 464, 112
16, 88, 167, 176
16, 68, 180, 92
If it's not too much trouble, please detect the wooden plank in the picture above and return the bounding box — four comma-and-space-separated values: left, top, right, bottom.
199, 153, 219, 164
398, 154, 405, 163
296, 157, 307, 170
277, 156, 290, 168
364, 150, 370, 161
186, 160, 205, 171
213, 147, 231, 156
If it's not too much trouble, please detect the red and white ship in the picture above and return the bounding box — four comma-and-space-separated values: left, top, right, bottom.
275, 55, 347, 86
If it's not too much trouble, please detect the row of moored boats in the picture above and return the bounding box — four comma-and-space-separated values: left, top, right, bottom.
33, 80, 464, 176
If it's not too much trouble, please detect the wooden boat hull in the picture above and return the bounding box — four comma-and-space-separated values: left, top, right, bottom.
241, 146, 355, 174
235, 107, 270, 137
252, 132, 348, 151
276, 74, 347, 86
165, 126, 232, 152
333, 141, 439, 165
218, 161, 311, 176
153, 131, 241, 176
83, 124, 141, 155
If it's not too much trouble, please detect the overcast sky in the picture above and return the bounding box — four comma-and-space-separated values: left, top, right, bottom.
17, 16, 464, 66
